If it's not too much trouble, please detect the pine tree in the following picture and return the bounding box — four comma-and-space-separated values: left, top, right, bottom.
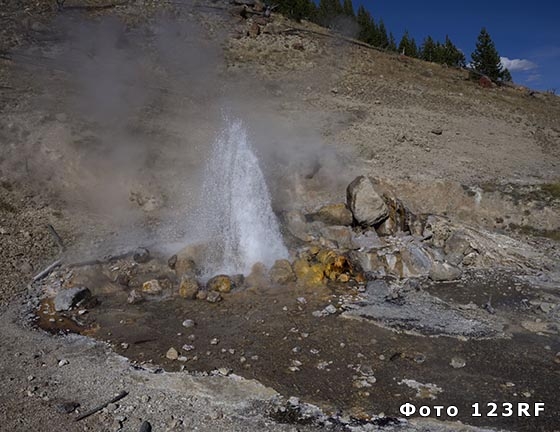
375, 19, 389, 48
501, 68, 513, 82
342, 0, 355, 17
398, 30, 418, 57
356, 5, 376, 45
387, 32, 397, 52
471, 27, 504, 81
420, 36, 437, 62
442, 35, 465, 67
277, 0, 316, 21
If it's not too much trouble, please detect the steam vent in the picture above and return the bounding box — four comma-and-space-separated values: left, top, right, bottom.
1, 1, 559, 432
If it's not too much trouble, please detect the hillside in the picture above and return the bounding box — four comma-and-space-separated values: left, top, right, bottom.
0, 1, 559, 431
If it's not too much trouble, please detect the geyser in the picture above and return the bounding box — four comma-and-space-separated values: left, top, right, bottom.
200, 118, 288, 275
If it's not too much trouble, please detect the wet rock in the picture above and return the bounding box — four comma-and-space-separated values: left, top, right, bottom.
429, 262, 462, 281
179, 276, 199, 299
54, 287, 91, 312
293, 258, 324, 287
207, 275, 233, 293
308, 203, 353, 226
133, 247, 150, 264
346, 176, 388, 227
206, 291, 222, 303
142, 279, 162, 294
269, 259, 296, 284
182, 319, 195, 328
127, 289, 143, 304
175, 243, 207, 276
166, 347, 179, 360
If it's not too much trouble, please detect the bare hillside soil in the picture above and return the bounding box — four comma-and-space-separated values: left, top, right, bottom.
1, 1, 559, 432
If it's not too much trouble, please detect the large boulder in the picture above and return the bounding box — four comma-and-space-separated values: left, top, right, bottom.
346, 176, 388, 226
308, 203, 353, 226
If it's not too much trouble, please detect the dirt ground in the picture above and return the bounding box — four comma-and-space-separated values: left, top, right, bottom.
1, 1, 559, 431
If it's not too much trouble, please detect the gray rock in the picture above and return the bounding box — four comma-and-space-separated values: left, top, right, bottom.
429, 262, 462, 281
54, 287, 91, 312
319, 225, 354, 249
346, 176, 388, 226
284, 210, 312, 242
400, 243, 436, 277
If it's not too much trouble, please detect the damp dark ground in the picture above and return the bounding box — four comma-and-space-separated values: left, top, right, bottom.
37, 269, 560, 432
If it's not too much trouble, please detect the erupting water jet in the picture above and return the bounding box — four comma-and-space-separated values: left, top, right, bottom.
199, 118, 288, 275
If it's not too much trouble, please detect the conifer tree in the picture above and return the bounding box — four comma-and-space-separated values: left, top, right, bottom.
388, 32, 397, 52
375, 19, 389, 48
356, 5, 376, 45
420, 36, 437, 62
342, 0, 355, 17
471, 27, 505, 81
398, 30, 418, 57
277, 0, 316, 21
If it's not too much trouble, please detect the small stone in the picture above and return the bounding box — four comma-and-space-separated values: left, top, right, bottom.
297, 297, 307, 305
450, 356, 466, 369
178, 356, 188, 362
121, 343, 129, 350
27, 375, 35, 381
196, 290, 208, 300
58, 359, 69, 367
55, 401, 80, 414
142, 280, 162, 294
217, 367, 231, 376
182, 344, 195, 352
210, 338, 219, 345
127, 289, 143, 304
324, 304, 337, 315
206, 291, 222, 303
182, 319, 195, 328
431, 128, 443, 135
133, 247, 150, 263
166, 347, 179, 360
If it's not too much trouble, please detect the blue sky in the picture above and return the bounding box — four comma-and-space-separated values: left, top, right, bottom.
351, 0, 560, 91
